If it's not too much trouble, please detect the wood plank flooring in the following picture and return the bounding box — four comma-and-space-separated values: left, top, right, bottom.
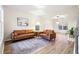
4, 33, 74, 54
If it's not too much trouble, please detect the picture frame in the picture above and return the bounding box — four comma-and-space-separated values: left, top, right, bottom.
17, 17, 29, 26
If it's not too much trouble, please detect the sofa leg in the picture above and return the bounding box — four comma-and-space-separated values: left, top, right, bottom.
48, 39, 51, 41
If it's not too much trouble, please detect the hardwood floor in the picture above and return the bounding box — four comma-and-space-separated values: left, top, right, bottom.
4, 33, 74, 54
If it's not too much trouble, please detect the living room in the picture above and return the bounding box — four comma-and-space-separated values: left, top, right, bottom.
3, 5, 79, 54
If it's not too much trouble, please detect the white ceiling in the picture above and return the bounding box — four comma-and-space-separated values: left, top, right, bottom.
4, 5, 79, 17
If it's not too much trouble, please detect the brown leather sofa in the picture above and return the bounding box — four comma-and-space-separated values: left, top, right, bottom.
40, 30, 56, 41
11, 30, 35, 41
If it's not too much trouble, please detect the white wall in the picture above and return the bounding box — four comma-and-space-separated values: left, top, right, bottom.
4, 6, 79, 41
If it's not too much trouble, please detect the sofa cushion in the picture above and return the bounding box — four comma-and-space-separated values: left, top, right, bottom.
14, 33, 34, 39
25, 30, 34, 33
14, 30, 26, 35
40, 34, 47, 36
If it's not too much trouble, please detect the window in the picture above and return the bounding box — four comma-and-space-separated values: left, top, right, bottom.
63, 26, 68, 30
58, 25, 62, 30
58, 25, 68, 30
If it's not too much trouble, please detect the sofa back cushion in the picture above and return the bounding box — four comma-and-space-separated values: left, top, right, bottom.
25, 30, 34, 33
43, 30, 55, 35
14, 30, 26, 35
13, 30, 34, 35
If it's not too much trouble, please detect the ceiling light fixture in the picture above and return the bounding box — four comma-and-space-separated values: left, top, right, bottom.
56, 21, 59, 24
52, 15, 66, 19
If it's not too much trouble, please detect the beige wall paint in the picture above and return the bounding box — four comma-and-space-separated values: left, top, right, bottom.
4, 6, 79, 40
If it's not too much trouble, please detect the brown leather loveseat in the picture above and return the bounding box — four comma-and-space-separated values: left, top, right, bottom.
40, 30, 56, 41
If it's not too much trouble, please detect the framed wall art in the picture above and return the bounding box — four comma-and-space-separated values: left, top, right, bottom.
17, 17, 29, 26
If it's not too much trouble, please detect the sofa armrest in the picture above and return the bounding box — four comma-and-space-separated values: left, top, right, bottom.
11, 32, 18, 39
12, 33, 15, 36
11, 33, 14, 39
51, 33, 56, 38
48, 33, 56, 40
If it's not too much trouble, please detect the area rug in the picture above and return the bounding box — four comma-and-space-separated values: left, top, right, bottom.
9, 37, 49, 54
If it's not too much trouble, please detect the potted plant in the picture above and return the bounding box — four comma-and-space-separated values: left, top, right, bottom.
68, 27, 75, 38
